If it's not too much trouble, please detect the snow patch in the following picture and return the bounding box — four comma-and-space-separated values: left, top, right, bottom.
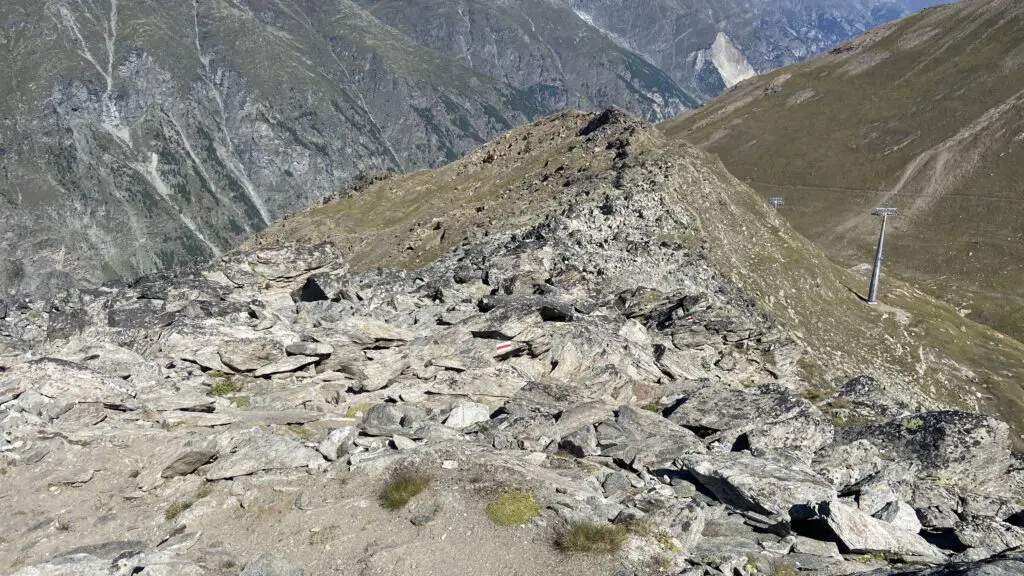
708, 32, 757, 88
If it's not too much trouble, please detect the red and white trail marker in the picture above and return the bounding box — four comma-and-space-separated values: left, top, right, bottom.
495, 342, 514, 353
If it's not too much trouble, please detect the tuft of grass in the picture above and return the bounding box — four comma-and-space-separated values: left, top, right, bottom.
769, 560, 798, 576
345, 402, 371, 418
53, 515, 70, 532
485, 489, 541, 526
164, 500, 193, 521
799, 386, 835, 402
902, 417, 925, 431
165, 484, 214, 521
640, 402, 663, 413
288, 423, 311, 439
210, 377, 242, 397
232, 396, 250, 408
556, 522, 628, 554
624, 520, 679, 552
380, 470, 431, 510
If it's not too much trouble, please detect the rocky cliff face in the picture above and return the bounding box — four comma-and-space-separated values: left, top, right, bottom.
4, 110, 1023, 575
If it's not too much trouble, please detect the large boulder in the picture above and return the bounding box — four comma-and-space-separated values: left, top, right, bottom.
219, 338, 285, 372
822, 500, 944, 560
202, 430, 324, 480
666, 384, 833, 461
835, 411, 1012, 490
678, 452, 836, 518
596, 405, 706, 468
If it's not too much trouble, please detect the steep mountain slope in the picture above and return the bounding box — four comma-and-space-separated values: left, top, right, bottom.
661, 0, 1024, 342
259, 108, 1024, 441
0, 0, 545, 300
566, 0, 951, 101
351, 0, 699, 120
4, 108, 1024, 576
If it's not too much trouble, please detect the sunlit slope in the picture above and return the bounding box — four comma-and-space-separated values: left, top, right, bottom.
660, 0, 1024, 341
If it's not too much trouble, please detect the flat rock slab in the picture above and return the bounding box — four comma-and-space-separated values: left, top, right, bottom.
823, 500, 944, 560
160, 411, 238, 427
203, 431, 323, 480
444, 401, 492, 429
10, 553, 111, 576
285, 341, 334, 357
219, 338, 284, 372
678, 452, 835, 517
334, 316, 413, 345
161, 450, 218, 478
253, 355, 319, 377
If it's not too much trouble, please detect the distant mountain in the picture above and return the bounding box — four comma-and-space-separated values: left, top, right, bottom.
0, 0, 946, 300
661, 0, 1024, 341
566, 0, 950, 100
350, 0, 699, 120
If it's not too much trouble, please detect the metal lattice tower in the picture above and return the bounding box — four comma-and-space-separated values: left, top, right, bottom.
867, 207, 897, 305
768, 197, 785, 209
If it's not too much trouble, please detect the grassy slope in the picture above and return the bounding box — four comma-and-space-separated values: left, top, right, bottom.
256, 110, 1024, 443
659, 0, 1024, 341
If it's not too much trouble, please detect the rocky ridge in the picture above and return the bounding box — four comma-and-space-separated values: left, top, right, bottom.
2, 110, 1024, 575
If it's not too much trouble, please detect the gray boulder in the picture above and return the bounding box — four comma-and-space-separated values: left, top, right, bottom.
874, 500, 923, 534
678, 452, 835, 517
317, 427, 359, 461
285, 342, 334, 357
597, 405, 706, 468
835, 411, 1012, 490
161, 450, 218, 478
952, 518, 1024, 555
203, 431, 323, 480
444, 401, 492, 429
667, 384, 832, 461
822, 500, 944, 559
220, 338, 285, 372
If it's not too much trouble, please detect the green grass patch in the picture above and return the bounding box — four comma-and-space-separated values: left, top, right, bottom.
769, 560, 798, 576
210, 377, 242, 397
902, 417, 925, 431
799, 386, 835, 402
346, 402, 372, 418
164, 484, 214, 521
625, 521, 679, 552
485, 489, 541, 526
556, 522, 628, 554
380, 470, 431, 510
641, 402, 663, 413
